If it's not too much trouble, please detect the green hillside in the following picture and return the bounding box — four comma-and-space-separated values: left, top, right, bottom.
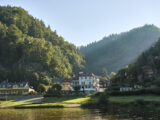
0, 6, 85, 89
80, 25, 160, 75
111, 37, 160, 88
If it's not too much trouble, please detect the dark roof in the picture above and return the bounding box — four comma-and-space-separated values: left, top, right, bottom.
0, 81, 28, 88
52, 78, 72, 83
78, 72, 94, 77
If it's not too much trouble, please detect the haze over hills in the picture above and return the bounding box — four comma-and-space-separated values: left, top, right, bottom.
80, 25, 160, 75
112, 37, 160, 87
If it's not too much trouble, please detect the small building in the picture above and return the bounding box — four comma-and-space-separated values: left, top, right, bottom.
0, 81, 35, 95
134, 84, 142, 89
120, 87, 133, 92
142, 66, 154, 79
98, 80, 110, 92
61, 78, 72, 91
52, 78, 72, 92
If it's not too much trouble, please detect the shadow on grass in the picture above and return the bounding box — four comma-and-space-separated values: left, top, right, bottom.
43, 95, 92, 104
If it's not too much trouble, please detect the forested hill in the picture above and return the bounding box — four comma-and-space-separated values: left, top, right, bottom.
0, 6, 85, 89
111, 37, 160, 88
80, 25, 160, 75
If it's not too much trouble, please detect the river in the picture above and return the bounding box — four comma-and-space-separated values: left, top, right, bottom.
0, 108, 132, 120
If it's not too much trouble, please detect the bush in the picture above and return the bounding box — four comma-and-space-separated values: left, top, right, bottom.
135, 99, 145, 105
44, 83, 62, 97
98, 92, 109, 105
37, 84, 46, 94
94, 92, 102, 97
109, 88, 160, 96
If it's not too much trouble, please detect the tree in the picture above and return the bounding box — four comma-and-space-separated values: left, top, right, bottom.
102, 68, 109, 79
73, 85, 80, 94
0, 6, 85, 90
40, 75, 51, 85
45, 83, 62, 97
37, 84, 46, 94
110, 72, 116, 79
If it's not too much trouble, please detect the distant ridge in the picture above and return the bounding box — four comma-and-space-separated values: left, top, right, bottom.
80, 25, 160, 75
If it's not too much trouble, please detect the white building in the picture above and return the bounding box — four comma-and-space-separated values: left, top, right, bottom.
120, 87, 132, 92
72, 72, 100, 94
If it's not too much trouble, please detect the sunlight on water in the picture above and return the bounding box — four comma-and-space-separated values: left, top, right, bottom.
0, 108, 132, 120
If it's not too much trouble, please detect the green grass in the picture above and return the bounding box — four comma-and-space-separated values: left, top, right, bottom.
3, 95, 160, 108
43, 96, 91, 104
15, 103, 66, 108
6, 96, 91, 108
109, 96, 160, 103
0, 100, 13, 107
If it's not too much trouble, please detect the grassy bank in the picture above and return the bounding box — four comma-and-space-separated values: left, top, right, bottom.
0, 95, 92, 108
109, 95, 160, 102
81, 95, 160, 108
2, 95, 160, 109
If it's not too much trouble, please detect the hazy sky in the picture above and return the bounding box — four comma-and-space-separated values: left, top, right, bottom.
1, 0, 160, 46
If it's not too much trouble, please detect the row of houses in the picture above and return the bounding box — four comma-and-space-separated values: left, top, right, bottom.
0, 72, 110, 95
53, 72, 110, 94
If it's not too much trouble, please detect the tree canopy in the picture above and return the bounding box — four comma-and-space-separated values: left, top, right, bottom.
111, 38, 160, 88
0, 6, 85, 90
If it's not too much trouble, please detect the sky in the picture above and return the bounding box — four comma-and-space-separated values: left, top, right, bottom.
0, 0, 160, 46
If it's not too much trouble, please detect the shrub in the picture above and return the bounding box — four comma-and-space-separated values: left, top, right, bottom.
37, 84, 46, 94
98, 92, 109, 105
109, 88, 160, 96
44, 83, 62, 97
135, 99, 145, 105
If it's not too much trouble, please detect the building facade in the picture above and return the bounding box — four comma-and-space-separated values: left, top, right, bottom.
52, 78, 72, 92
72, 72, 100, 93
0, 81, 35, 95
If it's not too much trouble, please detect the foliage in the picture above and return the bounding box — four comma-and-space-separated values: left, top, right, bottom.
98, 92, 109, 105
37, 84, 46, 93
45, 84, 62, 97
109, 88, 160, 96
102, 68, 109, 79
73, 85, 81, 94
80, 25, 160, 75
0, 6, 85, 89
111, 37, 160, 88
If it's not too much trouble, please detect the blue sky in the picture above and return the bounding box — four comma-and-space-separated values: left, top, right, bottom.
1, 0, 160, 46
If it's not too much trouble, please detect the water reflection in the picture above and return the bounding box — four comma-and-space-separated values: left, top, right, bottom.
0, 108, 131, 120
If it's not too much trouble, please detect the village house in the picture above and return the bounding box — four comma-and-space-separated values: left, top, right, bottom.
72, 72, 100, 94
52, 78, 72, 92
61, 78, 72, 91
142, 66, 154, 79
0, 81, 35, 95
120, 87, 133, 92
52, 72, 100, 94
99, 80, 110, 92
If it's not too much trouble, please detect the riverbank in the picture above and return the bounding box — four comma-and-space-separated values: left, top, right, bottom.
82, 95, 160, 108
2, 95, 160, 109
81, 95, 160, 119
0, 95, 90, 109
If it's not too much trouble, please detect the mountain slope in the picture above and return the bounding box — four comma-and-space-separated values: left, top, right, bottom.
0, 6, 85, 89
80, 25, 160, 75
111, 37, 160, 87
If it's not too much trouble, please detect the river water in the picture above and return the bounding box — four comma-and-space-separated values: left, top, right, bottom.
0, 108, 132, 120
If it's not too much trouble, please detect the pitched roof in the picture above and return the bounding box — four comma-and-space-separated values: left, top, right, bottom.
52, 78, 72, 83
0, 81, 28, 88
